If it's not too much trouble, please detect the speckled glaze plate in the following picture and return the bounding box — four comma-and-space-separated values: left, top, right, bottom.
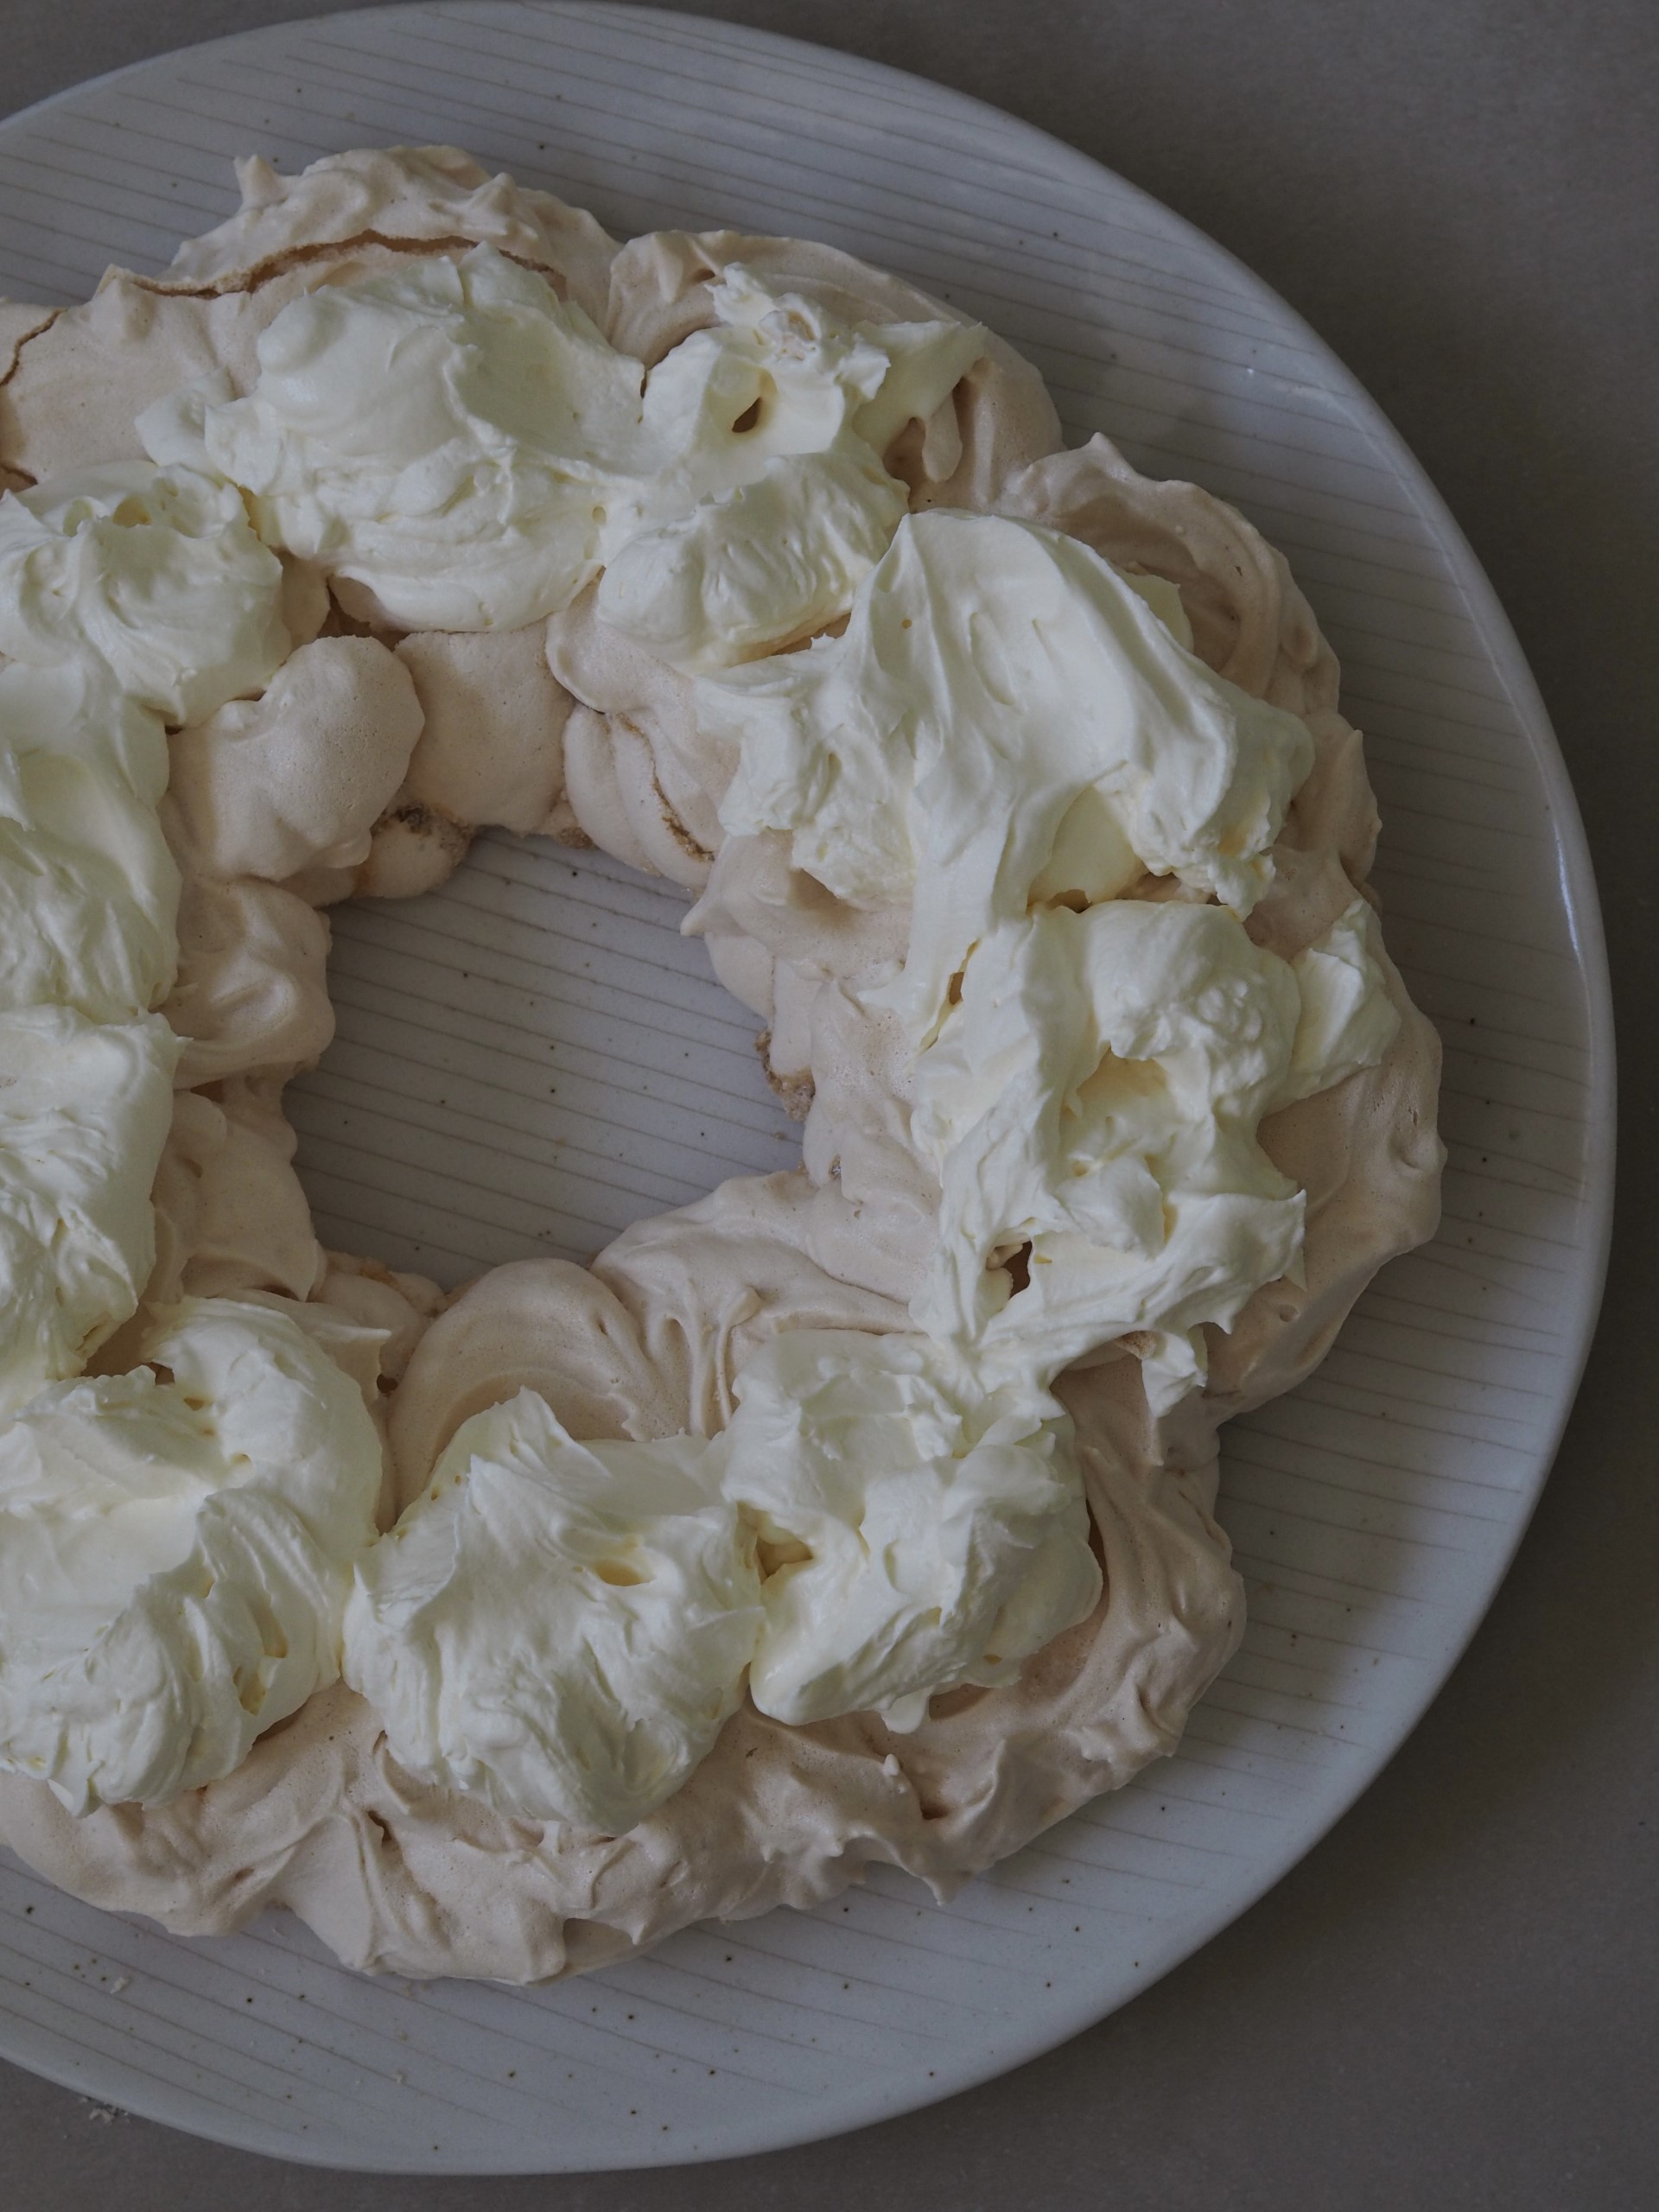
0, 0, 1613, 2174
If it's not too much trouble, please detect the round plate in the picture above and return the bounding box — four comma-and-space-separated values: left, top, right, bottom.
0, 0, 1613, 2174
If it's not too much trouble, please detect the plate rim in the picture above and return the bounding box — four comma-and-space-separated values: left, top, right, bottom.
0, 0, 1618, 2171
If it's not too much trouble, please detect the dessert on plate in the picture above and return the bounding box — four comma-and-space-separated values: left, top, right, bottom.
0, 147, 1441, 1980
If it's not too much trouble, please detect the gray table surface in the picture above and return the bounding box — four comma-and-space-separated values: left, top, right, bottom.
1, 1, 1654, 2203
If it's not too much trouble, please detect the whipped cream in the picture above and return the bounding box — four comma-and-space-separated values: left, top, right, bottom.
0, 1296, 383, 1812
348, 1324, 1102, 1803
910, 897, 1399, 1405
0, 652, 181, 1025
0, 1007, 179, 1417
193, 246, 639, 628
594, 446, 906, 674
588, 266, 982, 670
344, 1388, 761, 1833
721, 1329, 1101, 1731
0, 742, 179, 1021
194, 245, 982, 643
0, 464, 291, 727
0, 423, 299, 1446
912, 901, 1292, 1402
703, 510, 1316, 1046
1280, 895, 1403, 1105
0, 658, 172, 809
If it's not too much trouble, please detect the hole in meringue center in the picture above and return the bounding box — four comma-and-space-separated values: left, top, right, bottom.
284, 830, 802, 1288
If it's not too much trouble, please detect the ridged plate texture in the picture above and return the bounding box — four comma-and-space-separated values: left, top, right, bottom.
0, 1, 1613, 2171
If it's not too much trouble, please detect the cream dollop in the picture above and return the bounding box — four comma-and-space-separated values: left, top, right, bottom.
588, 266, 983, 671
344, 1388, 761, 1834
0, 1007, 179, 1417
196, 247, 639, 629
594, 447, 906, 673
0, 451, 245, 1462
0, 464, 291, 726
702, 510, 1316, 1046
911, 898, 1399, 1405
0, 658, 172, 810
0, 656, 181, 1014
721, 1329, 1101, 1732
0, 1297, 383, 1812
195, 245, 982, 639
1279, 895, 1403, 1104
0, 742, 179, 1020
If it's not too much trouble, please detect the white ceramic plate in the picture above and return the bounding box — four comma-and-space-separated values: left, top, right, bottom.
0, 1, 1612, 2174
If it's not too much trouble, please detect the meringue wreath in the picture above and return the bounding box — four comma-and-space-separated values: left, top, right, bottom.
0, 149, 1441, 1980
